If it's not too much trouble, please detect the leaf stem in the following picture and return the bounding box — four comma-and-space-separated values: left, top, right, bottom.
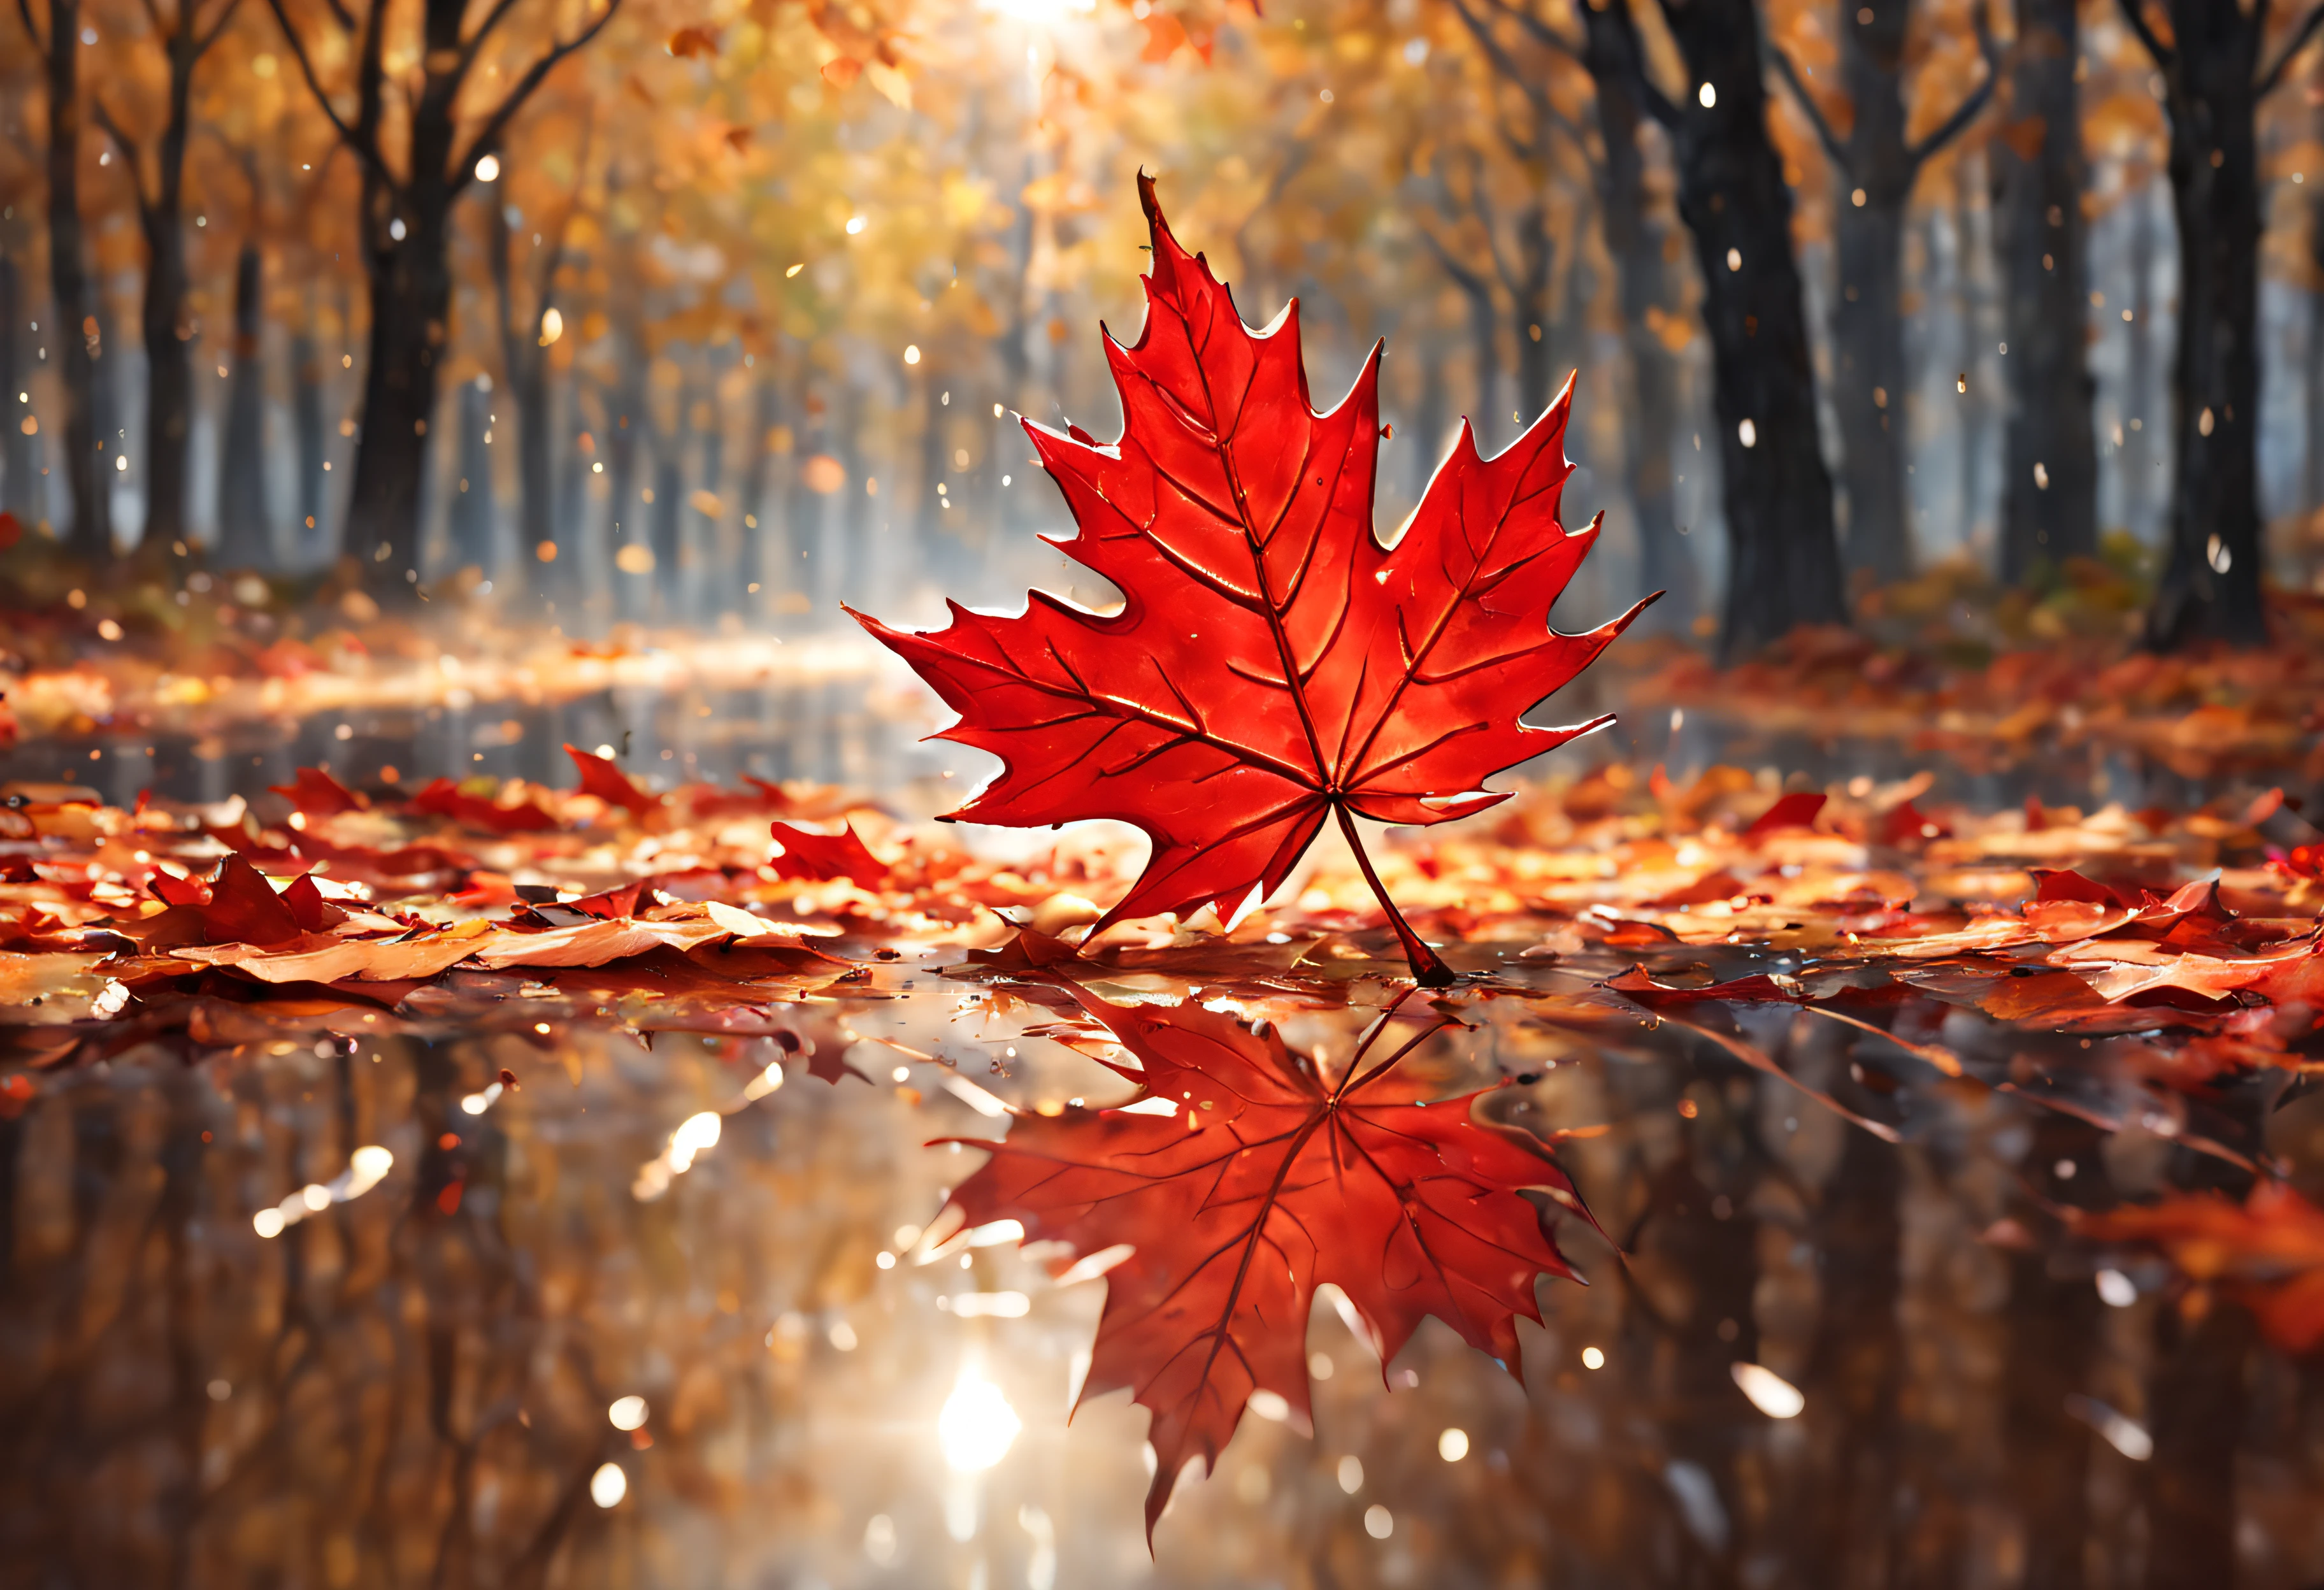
1331, 803, 1454, 987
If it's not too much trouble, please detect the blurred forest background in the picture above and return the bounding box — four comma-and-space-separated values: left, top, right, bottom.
2, 0, 2322, 660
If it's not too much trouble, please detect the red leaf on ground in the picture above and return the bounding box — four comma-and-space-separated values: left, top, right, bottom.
1742, 791, 1826, 842
269, 766, 369, 816
938, 987, 1588, 1535
279, 872, 345, 932
1876, 797, 1947, 845
189, 856, 305, 947
770, 819, 892, 889
2032, 868, 2125, 907
852, 175, 1647, 984
564, 743, 658, 815
406, 777, 558, 833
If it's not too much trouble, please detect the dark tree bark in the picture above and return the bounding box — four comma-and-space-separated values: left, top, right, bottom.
2121, 177, 2157, 527
1795, 1068, 1904, 1586
554, 390, 591, 605
2116, 0, 2324, 647
1510, 202, 1554, 424
648, 388, 684, 613
483, 131, 584, 593
1408, 320, 1449, 507
215, 241, 272, 565
1625, 1079, 1765, 1579
290, 324, 327, 560
1414, 219, 1502, 452
0, 252, 38, 520
1644, 0, 1847, 658
450, 376, 494, 572
1770, 0, 1995, 587
31, 0, 111, 561
606, 340, 647, 622
91, 0, 240, 559
2002, 1117, 2113, 1590
268, 0, 619, 601
1574, 0, 1696, 622
692, 376, 724, 618
736, 376, 777, 608
1990, 0, 2098, 583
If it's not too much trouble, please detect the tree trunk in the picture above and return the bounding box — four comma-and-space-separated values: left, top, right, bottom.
343, 185, 454, 591
1651, 0, 1847, 659
1512, 202, 1554, 425
129, 31, 203, 557
606, 340, 647, 622
0, 253, 37, 520
291, 326, 329, 562
2123, 179, 2157, 530
486, 189, 557, 586
785, 380, 824, 610
1463, 278, 1500, 452
2004, 1117, 2111, 1590
510, 360, 552, 583
2128, 4, 2269, 647
1828, 0, 1917, 586
736, 377, 777, 610
215, 242, 271, 566
1636, 1103, 1763, 1578
450, 376, 494, 573
1797, 1091, 1903, 1584
648, 392, 684, 614
1581, 0, 1697, 622
2144, 1298, 2252, 1586
692, 380, 725, 619
43, 0, 111, 562
1953, 157, 1995, 540
1992, 0, 2098, 583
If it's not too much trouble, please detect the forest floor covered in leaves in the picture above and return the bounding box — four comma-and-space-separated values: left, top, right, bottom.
4, 683, 2324, 1584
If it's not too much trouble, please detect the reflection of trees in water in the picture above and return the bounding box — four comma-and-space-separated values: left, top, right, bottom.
1, 994, 2320, 1587
0, 1029, 904, 1588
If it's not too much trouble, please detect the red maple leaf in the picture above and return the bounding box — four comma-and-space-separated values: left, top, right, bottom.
940, 986, 1591, 1534
564, 743, 659, 816
406, 777, 557, 834
852, 176, 1648, 984
769, 819, 893, 889
269, 766, 369, 816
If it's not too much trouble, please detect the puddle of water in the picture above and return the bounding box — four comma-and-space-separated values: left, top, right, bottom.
5, 954, 2320, 1587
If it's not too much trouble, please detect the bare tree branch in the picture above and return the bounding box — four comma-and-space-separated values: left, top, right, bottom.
454, 0, 532, 84
2113, 0, 2173, 67
1765, 38, 1850, 172
264, 0, 396, 188
450, 0, 622, 195
89, 98, 157, 215
1475, 0, 1582, 61
1907, 1, 2000, 171
1415, 217, 1492, 301
2258, 2, 2324, 95
194, 0, 245, 57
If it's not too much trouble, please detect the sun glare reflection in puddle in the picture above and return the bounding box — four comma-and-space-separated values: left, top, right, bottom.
251, 1145, 394, 1238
